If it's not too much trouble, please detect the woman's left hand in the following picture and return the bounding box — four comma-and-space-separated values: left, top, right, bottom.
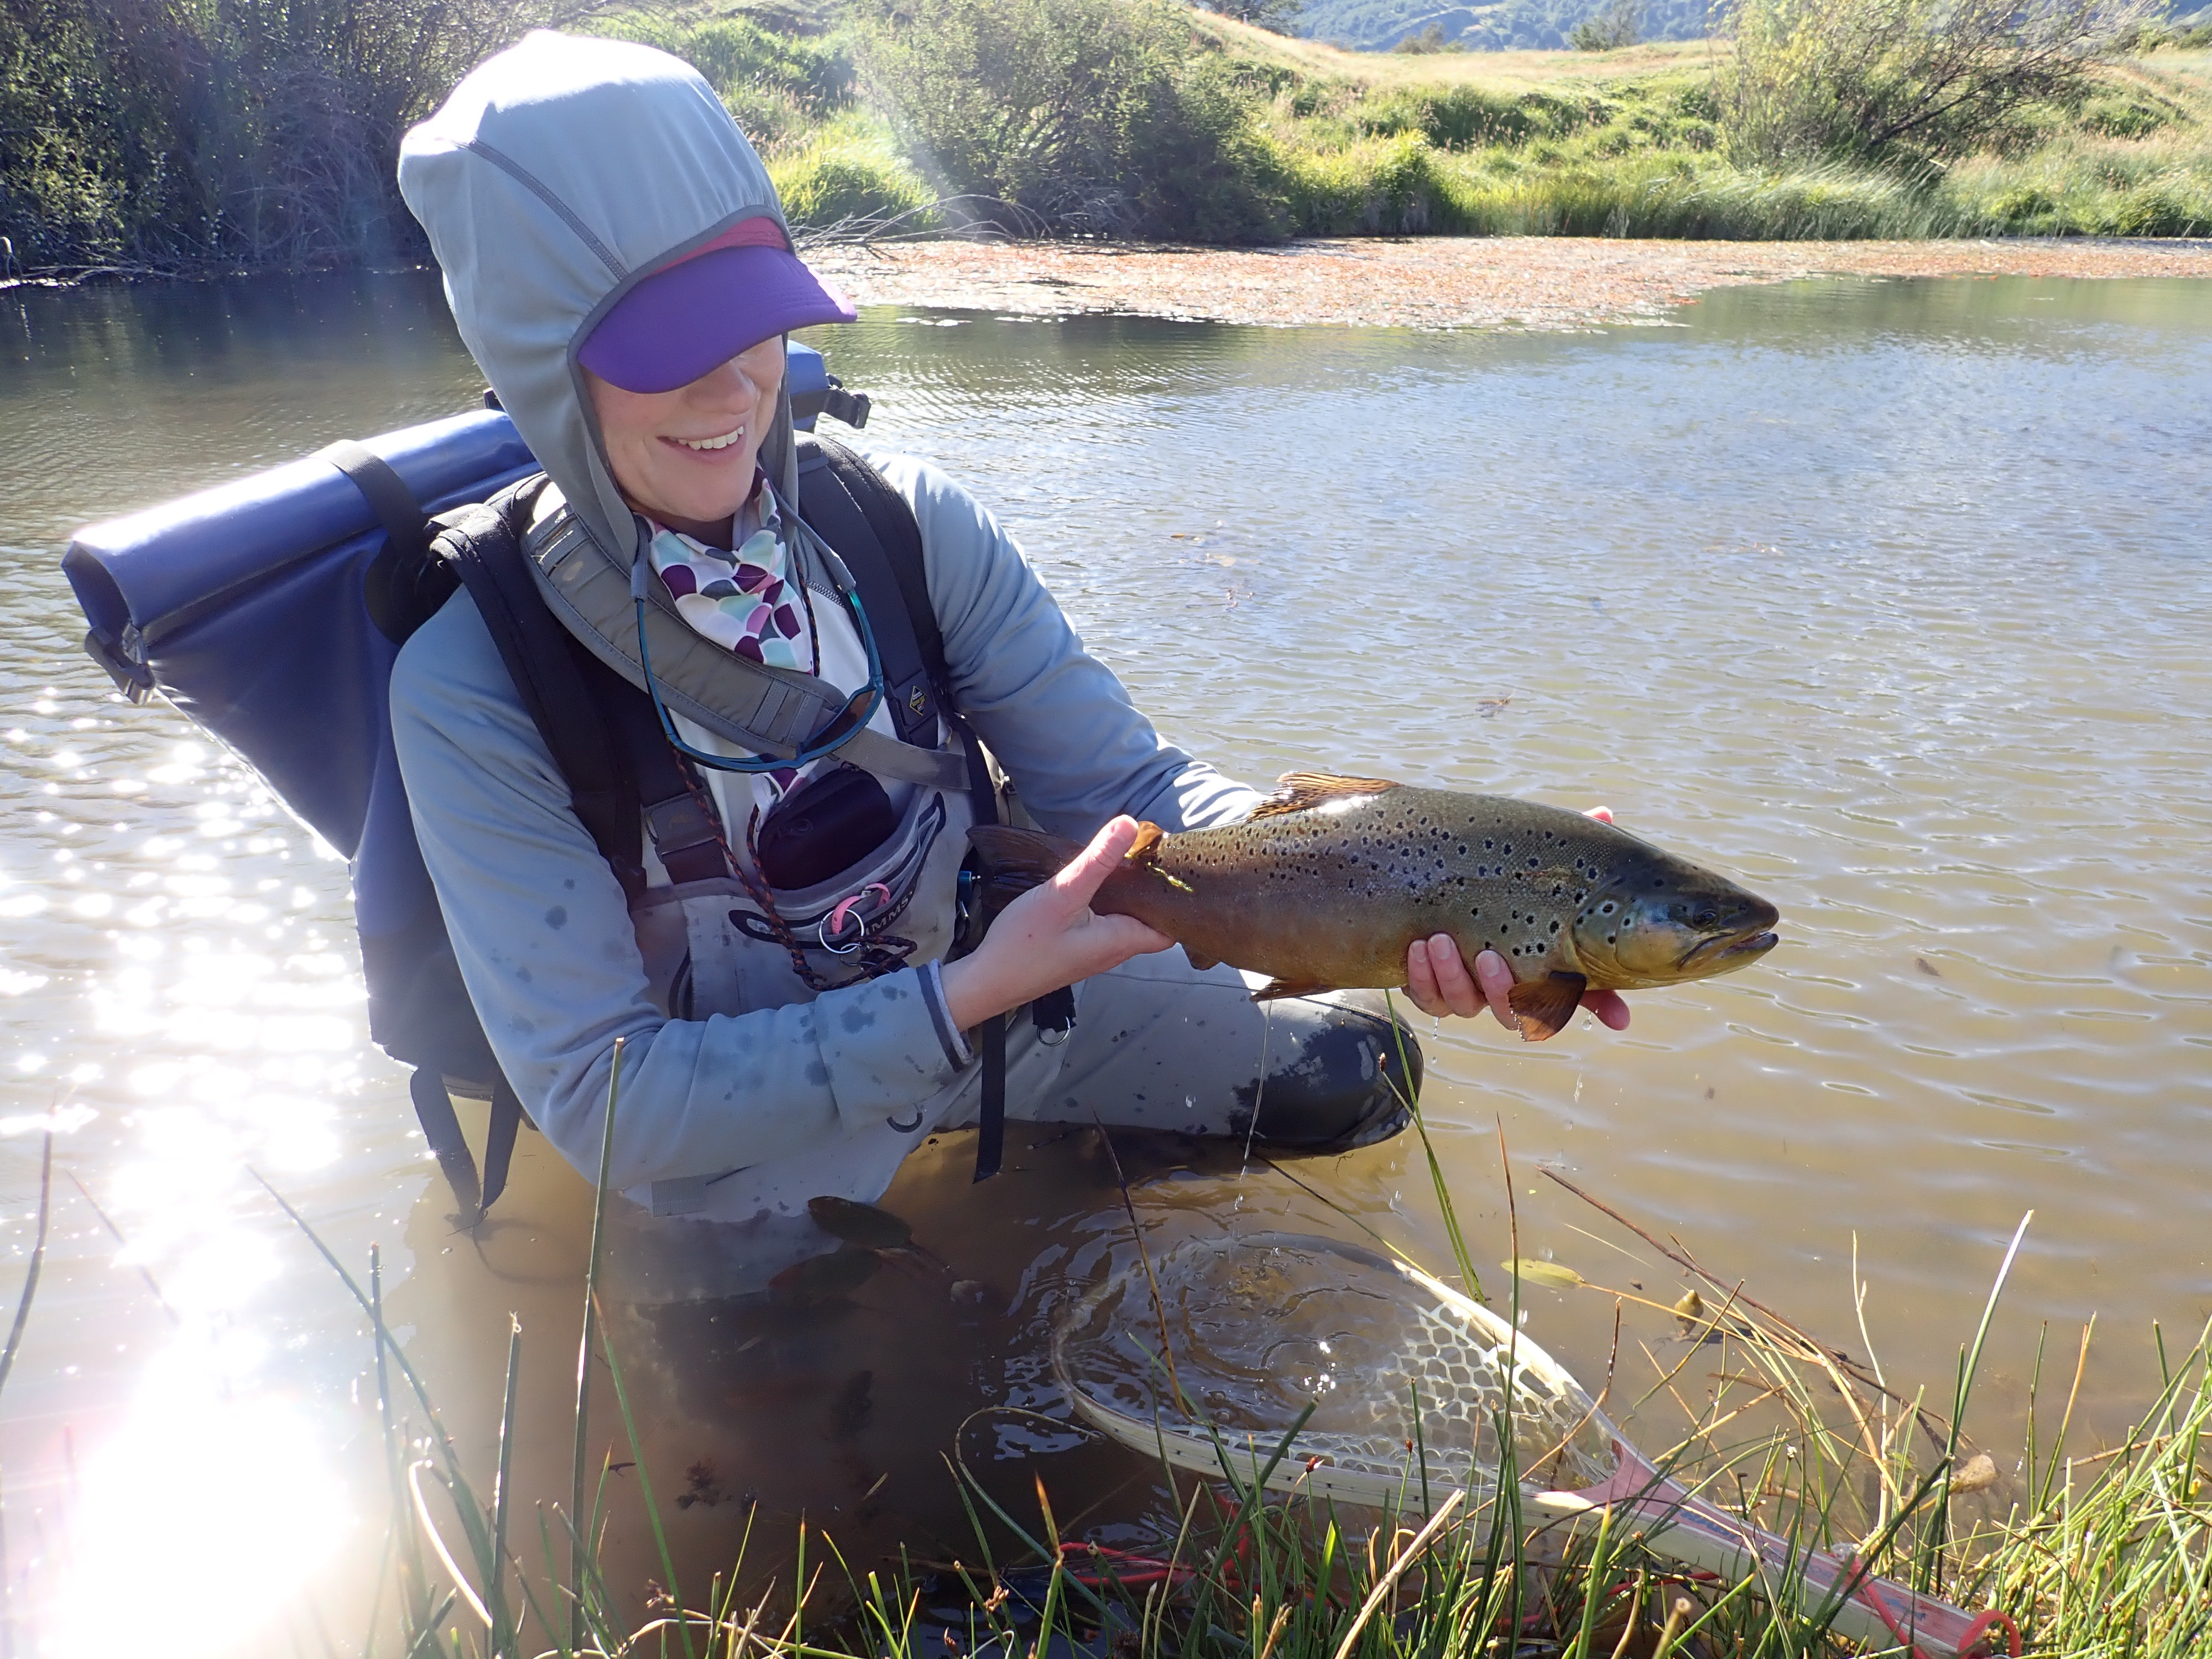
1401, 805, 1632, 1039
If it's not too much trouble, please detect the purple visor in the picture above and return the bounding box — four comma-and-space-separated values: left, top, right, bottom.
578, 223, 857, 394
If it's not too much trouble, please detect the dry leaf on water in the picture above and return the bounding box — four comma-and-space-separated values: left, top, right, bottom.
1503, 1258, 1584, 1289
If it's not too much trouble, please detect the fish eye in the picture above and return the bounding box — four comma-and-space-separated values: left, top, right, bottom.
1692, 906, 1720, 928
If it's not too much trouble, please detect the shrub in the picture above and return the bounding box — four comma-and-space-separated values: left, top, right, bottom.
1569, 0, 1640, 50
589, 11, 855, 147
1719, 0, 2162, 164
2076, 90, 2177, 137
1391, 22, 1457, 51
855, 0, 1286, 239
770, 121, 937, 228
1347, 84, 1616, 150
1, 0, 586, 271
0, 0, 202, 266
1279, 132, 1460, 233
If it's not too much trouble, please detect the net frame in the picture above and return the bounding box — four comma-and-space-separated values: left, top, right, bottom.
1050, 1231, 1620, 1517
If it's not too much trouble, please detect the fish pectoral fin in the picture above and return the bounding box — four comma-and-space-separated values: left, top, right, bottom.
1184, 950, 1222, 971
1125, 820, 1167, 864
1253, 975, 1335, 1001
1507, 971, 1588, 1042
1248, 770, 1404, 820
968, 825, 1086, 891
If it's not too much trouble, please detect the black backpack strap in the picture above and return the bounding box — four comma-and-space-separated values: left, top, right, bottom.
800, 436, 1056, 1181
443, 478, 649, 900
418, 477, 654, 1220
797, 437, 942, 748
317, 445, 515, 1224
394, 478, 732, 1223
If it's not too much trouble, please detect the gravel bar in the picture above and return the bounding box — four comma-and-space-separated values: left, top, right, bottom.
807, 236, 2212, 330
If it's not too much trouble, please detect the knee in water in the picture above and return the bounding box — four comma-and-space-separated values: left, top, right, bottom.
1238, 1004, 1421, 1152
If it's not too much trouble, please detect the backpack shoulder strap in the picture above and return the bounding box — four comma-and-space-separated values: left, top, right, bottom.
797, 435, 946, 749
798, 436, 1031, 1182
415, 476, 683, 1222
439, 476, 649, 901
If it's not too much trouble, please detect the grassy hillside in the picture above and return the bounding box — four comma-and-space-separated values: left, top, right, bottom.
1292, 0, 2212, 51
739, 2, 2212, 243
1212, 20, 2212, 237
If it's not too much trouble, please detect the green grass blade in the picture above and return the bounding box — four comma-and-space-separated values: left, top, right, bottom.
573, 1035, 626, 1645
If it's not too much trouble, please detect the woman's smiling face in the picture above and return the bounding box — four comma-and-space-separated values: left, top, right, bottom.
586, 336, 785, 545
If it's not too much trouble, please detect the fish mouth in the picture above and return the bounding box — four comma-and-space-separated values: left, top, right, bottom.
1676, 929, 1780, 974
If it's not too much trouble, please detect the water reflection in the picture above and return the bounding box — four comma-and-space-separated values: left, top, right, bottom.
44, 1324, 354, 1658
1, 269, 2208, 1648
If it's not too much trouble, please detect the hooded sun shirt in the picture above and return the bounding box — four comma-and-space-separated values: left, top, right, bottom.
399, 29, 807, 565
399, 32, 904, 835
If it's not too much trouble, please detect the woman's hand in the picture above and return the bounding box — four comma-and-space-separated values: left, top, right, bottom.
940, 816, 1172, 1032
1401, 805, 1632, 1039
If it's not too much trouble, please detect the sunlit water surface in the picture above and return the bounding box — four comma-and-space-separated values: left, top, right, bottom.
1, 271, 2206, 1651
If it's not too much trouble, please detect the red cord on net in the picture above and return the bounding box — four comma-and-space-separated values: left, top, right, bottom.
1839, 1555, 2022, 1659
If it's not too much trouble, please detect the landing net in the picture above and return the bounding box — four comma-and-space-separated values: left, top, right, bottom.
1052, 1232, 1617, 1510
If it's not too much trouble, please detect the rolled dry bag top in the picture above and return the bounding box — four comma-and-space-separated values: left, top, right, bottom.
62, 408, 536, 860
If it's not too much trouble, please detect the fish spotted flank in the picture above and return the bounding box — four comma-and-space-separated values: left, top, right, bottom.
971, 771, 1780, 1041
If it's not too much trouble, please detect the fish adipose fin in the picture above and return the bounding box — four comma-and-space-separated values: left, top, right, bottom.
1507, 971, 1588, 1041
1250, 770, 1403, 821
967, 825, 1084, 894
1253, 975, 1334, 1001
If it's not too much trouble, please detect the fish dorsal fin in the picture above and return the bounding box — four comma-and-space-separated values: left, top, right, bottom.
1249, 770, 1402, 821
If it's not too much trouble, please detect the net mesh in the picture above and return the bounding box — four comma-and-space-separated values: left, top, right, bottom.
1055, 1233, 1616, 1496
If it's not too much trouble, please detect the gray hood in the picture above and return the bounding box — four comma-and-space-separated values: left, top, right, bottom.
398, 30, 798, 561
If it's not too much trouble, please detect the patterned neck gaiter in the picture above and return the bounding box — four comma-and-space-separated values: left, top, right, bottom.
644, 474, 815, 671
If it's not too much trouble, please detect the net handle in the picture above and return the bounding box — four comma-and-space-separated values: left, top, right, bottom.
1533, 1449, 1999, 1657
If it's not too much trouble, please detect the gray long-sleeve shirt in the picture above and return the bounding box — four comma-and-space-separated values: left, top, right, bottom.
390, 449, 1257, 1191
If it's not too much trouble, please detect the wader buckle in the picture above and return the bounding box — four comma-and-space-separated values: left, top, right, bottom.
820, 883, 893, 954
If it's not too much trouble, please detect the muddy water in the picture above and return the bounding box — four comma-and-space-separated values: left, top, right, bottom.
1, 270, 2206, 1652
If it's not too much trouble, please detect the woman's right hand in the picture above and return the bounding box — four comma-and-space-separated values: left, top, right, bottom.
939, 816, 1172, 1032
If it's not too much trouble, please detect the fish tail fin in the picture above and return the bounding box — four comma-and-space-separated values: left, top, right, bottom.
967, 825, 1086, 896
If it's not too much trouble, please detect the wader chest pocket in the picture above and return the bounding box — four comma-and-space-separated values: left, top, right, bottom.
755, 765, 896, 891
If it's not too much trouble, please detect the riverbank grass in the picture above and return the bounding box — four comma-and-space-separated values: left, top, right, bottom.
1213, 19, 2212, 237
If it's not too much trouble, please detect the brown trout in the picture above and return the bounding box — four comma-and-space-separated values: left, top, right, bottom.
971, 771, 1780, 1040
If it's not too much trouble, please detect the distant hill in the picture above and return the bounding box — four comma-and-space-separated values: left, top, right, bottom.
1292, 0, 2212, 50
1294, 0, 1719, 51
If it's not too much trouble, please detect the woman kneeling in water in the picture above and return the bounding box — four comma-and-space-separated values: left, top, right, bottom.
390, 32, 1628, 1281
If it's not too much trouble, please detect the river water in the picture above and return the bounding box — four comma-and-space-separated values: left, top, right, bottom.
1, 270, 2206, 1653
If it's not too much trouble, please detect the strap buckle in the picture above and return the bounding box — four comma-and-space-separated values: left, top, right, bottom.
819, 883, 893, 954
